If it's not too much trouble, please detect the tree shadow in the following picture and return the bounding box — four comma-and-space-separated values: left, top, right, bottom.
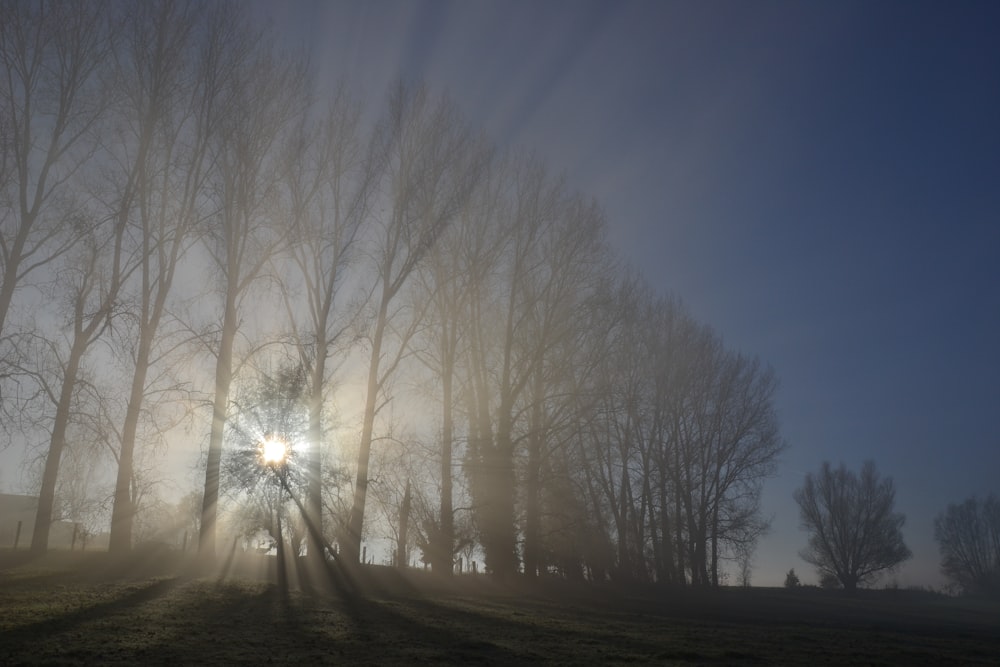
0, 576, 180, 654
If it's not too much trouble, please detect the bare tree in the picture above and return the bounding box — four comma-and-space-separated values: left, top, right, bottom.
21, 384, 113, 550
463, 156, 583, 580
104, 0, 216, 554
519, 191, 606, 579
29, 208, 133, 553
795, 460, 911, 590
0, 2, 115, 440
578, 273, 651, 582
222, 360, 310, 581
934, 494, 1000, 596
343, 82, 487, 565
408, 153, 508, 575
278, 85, 377, 568
576, 277, 781, 587
196, 17, 307, 559
699, 351, 783, 586
0, 1, 113, 338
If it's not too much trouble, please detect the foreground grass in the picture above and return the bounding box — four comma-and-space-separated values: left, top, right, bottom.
1, 551, 998, 665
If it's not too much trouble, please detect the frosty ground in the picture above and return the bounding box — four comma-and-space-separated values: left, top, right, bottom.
1, 551, 997, 665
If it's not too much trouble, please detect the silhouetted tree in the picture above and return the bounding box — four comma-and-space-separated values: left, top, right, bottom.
283, 88, 382, 560
934, 494, 1000, 596
408, 162, 505, 575
461, 156, 604, 580
0, 4, 795, 581
784, 568, 800, 588
0, 1, 113, 339
279, 84, 377, 569
795, 461, 911, 590
0, 0, 116, 466
197, 16, 307, 559
577, 272, 649, 581
519, 190, 606, 579
29, 206, 132, 553
344, 82, 487, 565
577, 278, 781, 586
106, 0, 216, 554
222, 361, 309, 580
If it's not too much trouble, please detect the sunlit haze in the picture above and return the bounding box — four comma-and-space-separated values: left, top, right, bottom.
1, 0, 998, 596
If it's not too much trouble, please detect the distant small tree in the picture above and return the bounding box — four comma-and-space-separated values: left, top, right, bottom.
784, 569, 800, 588
934, 494, 1000, 597
794, 461, 911, 590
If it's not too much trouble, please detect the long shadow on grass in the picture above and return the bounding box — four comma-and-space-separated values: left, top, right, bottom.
275, 562, 532, 664
0, 576, 179, 652
342, 595, 539, 665
126, 581, 324, 664
391, 595, 684, 662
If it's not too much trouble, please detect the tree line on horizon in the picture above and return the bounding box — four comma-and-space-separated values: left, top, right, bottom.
0, 1, 785, 586
4, 2, 996, 596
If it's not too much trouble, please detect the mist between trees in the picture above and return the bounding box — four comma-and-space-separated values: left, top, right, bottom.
0, 1, 785, 586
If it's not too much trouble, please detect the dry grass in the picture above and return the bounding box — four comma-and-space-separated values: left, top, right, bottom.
1, 550, 998, 665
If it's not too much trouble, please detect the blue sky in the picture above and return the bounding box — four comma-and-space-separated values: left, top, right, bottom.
256, 0, 1000, 586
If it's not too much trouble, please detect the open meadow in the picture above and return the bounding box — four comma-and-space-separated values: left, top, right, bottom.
1, 550, 998, 665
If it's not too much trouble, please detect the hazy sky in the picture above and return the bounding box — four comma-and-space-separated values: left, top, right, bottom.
251, 0, 1000, 587
4, 0, 995, 588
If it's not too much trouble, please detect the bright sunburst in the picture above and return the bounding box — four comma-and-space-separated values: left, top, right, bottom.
260, 436, 289, 465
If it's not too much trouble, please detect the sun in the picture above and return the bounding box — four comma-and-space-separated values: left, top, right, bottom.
260, 436, 288, 465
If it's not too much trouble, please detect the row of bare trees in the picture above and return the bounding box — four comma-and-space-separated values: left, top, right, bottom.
1, 1, 783, 586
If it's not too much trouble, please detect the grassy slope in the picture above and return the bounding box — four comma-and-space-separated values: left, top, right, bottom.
1, 551, 998, 665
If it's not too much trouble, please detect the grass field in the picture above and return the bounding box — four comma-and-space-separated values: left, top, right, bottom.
1, 550, 998, 665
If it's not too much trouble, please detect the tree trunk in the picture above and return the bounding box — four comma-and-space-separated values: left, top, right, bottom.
0, 227, 28, 338
616, 467, 632, 580
523, 433, 541, 579
275, 506, 287, 591
345, 294, 389, 564
199, 295, 237, 558
306, 350, 326, 568
30, 340, 85, 554
434, 345, 454, 576
710, 503, 720, 587
396, 479, 411, 569
523, 367, 545, 579
108, 325, 154, 553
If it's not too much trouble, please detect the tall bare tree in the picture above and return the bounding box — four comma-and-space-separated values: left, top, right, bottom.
29, 202, 134, 553
197, 19, 307, 558
577, 273, 651, 581
463, 156, 551, 579
105, 0, 216, 553
279, 86, 377, 567
575, 277, 781, 586
409, 155, 507, 575
0, 1, 114, 426
520, 193, 606, 578
343, 82, 487, 565
0, 1, 115, 334
669, 335, 783, 587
